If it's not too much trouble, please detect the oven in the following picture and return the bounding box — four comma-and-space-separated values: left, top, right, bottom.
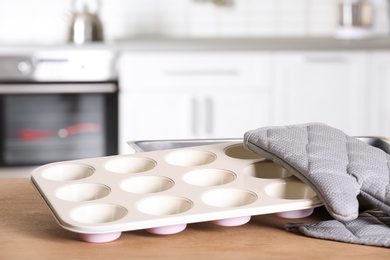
0, 48, 118, 177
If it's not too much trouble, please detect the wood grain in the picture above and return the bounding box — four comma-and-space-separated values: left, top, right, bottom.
0, 179, 388, 259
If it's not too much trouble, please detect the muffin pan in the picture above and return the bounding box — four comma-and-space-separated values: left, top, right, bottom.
31, 141, 322, 243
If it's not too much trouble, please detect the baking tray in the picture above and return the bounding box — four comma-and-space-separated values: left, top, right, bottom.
30, 136, 389, 243
128, 136, 390, 154
31, 140, 323, 243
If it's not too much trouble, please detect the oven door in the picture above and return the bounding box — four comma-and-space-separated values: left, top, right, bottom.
0, 83, 118, 166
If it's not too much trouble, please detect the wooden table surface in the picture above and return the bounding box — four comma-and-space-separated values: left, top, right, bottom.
1, 178, 388, 259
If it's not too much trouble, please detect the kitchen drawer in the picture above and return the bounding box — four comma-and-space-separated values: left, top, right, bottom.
119, 51, 271, 89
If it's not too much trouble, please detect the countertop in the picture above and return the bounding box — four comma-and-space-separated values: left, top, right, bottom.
1, 178, 388, 259
117, 37, 390, 51
2, 37, 390, 53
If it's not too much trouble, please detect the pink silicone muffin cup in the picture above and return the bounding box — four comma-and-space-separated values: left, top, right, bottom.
212, 216, 251, 227
146, 224, 187, 235
77, 232, 122, 243
274, 208, 314, 219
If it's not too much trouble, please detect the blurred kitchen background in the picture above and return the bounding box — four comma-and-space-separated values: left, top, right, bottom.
0, 0, 363, 43
2, 0, 390, 177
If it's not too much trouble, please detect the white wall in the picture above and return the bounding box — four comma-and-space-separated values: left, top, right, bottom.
0, 0, 338, 44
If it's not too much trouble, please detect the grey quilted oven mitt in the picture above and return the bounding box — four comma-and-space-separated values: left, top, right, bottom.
243, 123, 390, 247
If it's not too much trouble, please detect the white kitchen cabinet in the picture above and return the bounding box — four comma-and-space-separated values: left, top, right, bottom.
273, 52, 368, 135
367, 52, 390, 137
118, 51, 271, 154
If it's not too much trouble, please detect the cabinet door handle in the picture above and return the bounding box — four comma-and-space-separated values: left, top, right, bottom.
191, 98, 198, 135
205, 97, 213, 135
304, 57, 346, 63
164, 69, 239, 76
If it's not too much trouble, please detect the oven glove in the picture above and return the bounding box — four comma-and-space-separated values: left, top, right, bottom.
243, 123, 390, 247
284, 209, 390, 247
243, 122, 390, 222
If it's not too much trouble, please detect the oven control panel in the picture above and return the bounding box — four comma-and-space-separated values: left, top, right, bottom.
0, 49, 118, 82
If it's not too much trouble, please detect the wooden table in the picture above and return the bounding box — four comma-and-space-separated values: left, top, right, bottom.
1, 178, 388, 259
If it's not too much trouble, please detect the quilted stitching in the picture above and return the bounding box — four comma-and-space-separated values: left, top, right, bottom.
285, 209, 390, 247
244, 123, 390, 222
